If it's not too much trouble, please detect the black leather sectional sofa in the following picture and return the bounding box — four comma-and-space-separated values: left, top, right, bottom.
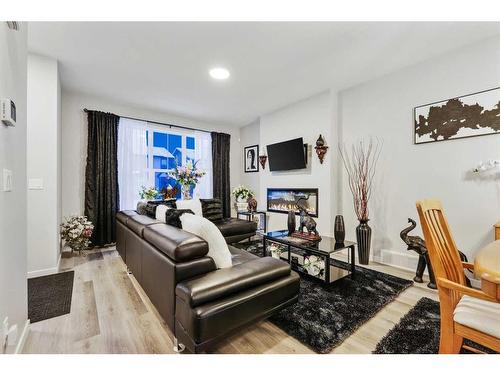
116, 200, 300, 353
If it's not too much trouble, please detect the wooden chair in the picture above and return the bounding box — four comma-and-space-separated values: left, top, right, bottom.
416, 199, 500, 353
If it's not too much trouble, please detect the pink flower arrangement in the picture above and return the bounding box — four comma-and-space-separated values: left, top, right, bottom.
170, 160, 205, 187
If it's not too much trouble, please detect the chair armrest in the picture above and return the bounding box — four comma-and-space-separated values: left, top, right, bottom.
176, 257, 291, 307
437, 277, 499, 302
481, 273, 500, 300
462, 262, 474, 270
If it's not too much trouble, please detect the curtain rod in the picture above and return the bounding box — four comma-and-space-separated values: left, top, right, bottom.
83, 108, 213, 135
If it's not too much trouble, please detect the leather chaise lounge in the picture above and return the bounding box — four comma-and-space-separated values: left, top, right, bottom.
116, 209, 300, 353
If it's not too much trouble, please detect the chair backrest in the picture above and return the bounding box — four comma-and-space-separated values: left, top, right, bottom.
416, 199, 466, 286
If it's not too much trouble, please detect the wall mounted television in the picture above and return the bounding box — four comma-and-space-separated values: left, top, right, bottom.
267, 188, 318, 217
266, 137, 307, 171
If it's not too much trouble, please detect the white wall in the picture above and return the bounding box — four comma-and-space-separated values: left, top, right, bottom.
0, 22, 28, 353
240, 119, 261, 203
61, 90, 241, 217
339, 36, 500, 269
259, 91, 337, 234
27, 54, 62, 276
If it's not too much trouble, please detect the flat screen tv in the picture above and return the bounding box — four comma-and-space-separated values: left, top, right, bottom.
266, 137, 307, 171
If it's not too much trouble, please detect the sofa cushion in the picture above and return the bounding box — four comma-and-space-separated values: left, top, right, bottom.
175, 273, 300, 344
175, 257, 292, 307
180, 213, 232, 269
155, 204, 171, 222
200, 199, 223, 222
176, 198, 203, 217
116, 210, 139, 224
143, 223, 209, 262
229, 245, 258, 266
165, 209, 195, 228
126, 215, 160, 237
138, 199, 177, 218
214, 218, 257, 237
136, 202, 148, 216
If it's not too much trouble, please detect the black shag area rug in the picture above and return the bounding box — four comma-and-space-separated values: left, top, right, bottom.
373, 297, 498, 354
234, 240, 413, 353
28, 271, 74, 323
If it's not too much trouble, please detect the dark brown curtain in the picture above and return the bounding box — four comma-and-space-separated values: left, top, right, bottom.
84, 110, 120, 246
211, 132, 231, 218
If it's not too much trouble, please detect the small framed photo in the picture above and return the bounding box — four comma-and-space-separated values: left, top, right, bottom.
244, 145, 259, 173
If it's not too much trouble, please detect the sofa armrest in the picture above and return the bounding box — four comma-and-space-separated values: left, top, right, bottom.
176, 257, 292, 307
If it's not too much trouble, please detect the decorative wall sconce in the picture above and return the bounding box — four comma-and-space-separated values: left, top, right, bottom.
314, 134, 329, 164
472, 159, 500, 173
259, 154, 268, 169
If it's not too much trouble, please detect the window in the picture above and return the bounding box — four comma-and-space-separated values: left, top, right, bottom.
118, 118, 213, 210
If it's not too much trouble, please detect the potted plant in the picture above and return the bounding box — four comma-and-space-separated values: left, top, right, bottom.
139, 186, 159, 201
169, 160, 206, 200
339, 138, 382, 265
60, 215, 94, 255
232, 185, 254, 211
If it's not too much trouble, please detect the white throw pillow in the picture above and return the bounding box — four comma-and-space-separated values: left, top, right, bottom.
176, 198, 203, 217
180, 213, 232, 269
155, 205, 171, 223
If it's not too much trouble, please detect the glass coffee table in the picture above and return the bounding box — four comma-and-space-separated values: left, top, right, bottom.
263, 230, 356, 284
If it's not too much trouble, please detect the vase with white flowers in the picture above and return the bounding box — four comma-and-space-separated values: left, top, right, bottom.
232, 185, 254, 202
139, 186, 159, 201
232, 185, 254, 212
169, 160, 206, 200
60, 215, 94, 255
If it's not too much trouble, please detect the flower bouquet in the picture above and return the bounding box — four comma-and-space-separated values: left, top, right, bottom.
60, 215, 94, 254
232, 185, 254, 202
169, 160, 206, 200
139, 186, 159, 201
232, 185, 254, 211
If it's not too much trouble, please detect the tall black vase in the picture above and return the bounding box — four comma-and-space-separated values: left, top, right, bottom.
287, 210, 296, 235
356, 219, 372, 265
334, 215, 345, 244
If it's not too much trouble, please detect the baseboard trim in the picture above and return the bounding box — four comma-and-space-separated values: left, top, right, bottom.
373, 249, 426, 275
14, 319, 30, 354
27, 253, 61, 278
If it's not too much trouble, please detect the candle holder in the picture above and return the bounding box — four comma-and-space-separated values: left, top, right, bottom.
314, 134, 329, 164
259, 155, 268, 169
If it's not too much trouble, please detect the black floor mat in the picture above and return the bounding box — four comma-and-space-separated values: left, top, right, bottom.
28, 271, 74, 323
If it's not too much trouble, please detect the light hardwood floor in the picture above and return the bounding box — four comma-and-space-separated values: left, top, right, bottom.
23, 246, 438, 354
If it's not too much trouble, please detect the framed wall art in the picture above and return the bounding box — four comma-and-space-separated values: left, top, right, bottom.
414, 87, 500, 144
244, 145, 259, 172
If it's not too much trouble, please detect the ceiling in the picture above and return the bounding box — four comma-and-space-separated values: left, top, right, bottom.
28, 22, 500, 126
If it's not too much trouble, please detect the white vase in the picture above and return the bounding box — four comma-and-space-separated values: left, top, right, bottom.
182, 184, 193, 200
236, 202, 248, 212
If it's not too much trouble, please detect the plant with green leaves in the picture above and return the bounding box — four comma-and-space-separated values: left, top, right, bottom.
139, 186, 159, 201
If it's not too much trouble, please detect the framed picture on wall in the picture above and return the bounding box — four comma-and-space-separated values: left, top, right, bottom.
414, 86, 500, 144
244, 145, 259, 173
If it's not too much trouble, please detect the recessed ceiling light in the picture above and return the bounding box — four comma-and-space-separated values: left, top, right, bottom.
209, 67, 230, 80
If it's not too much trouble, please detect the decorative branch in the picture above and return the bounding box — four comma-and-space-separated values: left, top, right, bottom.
339, 138, 382, 221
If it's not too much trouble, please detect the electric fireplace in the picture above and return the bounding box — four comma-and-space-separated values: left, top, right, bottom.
266, 188, 318, 217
